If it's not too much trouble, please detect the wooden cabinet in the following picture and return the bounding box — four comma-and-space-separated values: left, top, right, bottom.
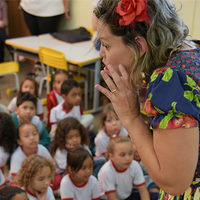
7, 0, 30, 38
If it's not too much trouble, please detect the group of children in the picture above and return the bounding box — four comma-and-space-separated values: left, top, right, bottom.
0, 70, 160, 200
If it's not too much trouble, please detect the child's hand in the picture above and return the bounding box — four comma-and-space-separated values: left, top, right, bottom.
35, 190, 48, 200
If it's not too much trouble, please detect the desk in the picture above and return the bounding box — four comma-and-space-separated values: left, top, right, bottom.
5, 35, 102, 113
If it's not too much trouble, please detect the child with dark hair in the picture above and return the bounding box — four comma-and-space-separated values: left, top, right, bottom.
0, 112, 16, 188
11, 92, 50, 148
47, 69, 72, 129
60, 147, 101, 200
0, 186, 28, 200
10, 123, 52, 186
17, 154, 55, 200
49, 79, 94, 140
7, 76, 44, 120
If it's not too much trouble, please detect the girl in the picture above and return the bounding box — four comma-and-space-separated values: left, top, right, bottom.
98, 135, 150, 200
17, 154, 55, 200
47, 69, 72, 128
60, 147, 101, 200
50, 117, 104, 191
7, 76, 44, 120
95, 103, 128, 157
0, 112, 16, 187
0, 186, 28, 200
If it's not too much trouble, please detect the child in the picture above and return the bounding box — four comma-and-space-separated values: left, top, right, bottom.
132, 142, 159, 200
95, 103, 128, 158
11, 92, 50, 148
98, 135, 150, 200
47, 69, 72, 128
17, 154, 55, 200
10, 123, 52, 185
49, 79, 94, 140
7, 76, 44, 120
0, 112, 16, 187
0, 186, 28, 200
60, 147, 101, 200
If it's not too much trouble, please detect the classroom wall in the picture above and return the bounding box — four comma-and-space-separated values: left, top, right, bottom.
62, 0, 200, 39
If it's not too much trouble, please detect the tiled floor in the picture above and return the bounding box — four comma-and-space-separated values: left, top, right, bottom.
0, 59, 102, 134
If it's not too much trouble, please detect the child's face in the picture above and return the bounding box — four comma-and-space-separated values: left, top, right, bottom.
71, 156, 93, 183
16, 101, 36, 123
17, 124, 39, 149
110, 142, 134, 171
62, 87, 82, 107
11, 192, 29, 200
104, 112, 122, 136
29, 166, 52, 194
65, 129, 81, 150
53, 73, 68, 94
21, 80, 35, 95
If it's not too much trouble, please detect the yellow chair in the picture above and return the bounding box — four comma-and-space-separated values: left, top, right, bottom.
0, 61, 20, 93
38, 46, 88, 110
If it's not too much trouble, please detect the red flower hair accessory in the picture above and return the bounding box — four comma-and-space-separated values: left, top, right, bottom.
115, 0, 151, 29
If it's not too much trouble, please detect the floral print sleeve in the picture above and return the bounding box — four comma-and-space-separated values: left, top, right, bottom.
144, 67, 200, 130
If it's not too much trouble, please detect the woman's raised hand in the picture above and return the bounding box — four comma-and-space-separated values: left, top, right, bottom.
95, 64, 140, 127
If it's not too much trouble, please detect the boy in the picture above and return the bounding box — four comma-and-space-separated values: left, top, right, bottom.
49, 79, 94, 140
10, 123, 52, 185
11, 92, 50, 148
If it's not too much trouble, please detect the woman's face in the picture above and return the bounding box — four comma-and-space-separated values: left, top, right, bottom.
98, 20, 135, 76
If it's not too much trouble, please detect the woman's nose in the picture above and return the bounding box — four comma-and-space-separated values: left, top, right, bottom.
99, 45, 104, 58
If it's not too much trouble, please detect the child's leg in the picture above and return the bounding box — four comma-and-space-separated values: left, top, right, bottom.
92, 157, 105, 178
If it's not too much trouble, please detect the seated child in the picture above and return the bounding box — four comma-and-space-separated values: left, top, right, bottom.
7, 76, 44, 120
10, 123, 52, 185
47, 69, 72, 128
0, 186, 28, 200
98, 135, 150, 200
49, 79, 94, 140
17, 154, 55, 200
0, 112, 17, 187
50, 117, 104, 192
60, 147, 101, 200
11, 92, 50, 148
132, 142, 159, 200
95, 103, 128, 158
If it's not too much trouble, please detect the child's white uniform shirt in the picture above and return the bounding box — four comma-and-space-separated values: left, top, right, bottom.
60, 174, 101, 200
95, 126, 129, 157
50, 101, 82, 125
25, 186, 55, 200
0, 146, 9, 167
54, 89, 64, 104
10, 144, 52, 176
0, 169, 5, 187
98, 160, 145, 200
7, 97, 44, 116
54, 145, 91, 174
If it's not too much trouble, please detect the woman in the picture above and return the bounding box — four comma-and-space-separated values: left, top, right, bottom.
94, 0, 200, 199
20, 0, 70, 36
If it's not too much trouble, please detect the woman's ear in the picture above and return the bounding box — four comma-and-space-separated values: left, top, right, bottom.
135, 36, 147, 58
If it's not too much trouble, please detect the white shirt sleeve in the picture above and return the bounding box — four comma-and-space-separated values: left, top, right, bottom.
91, 176, 101, 200
10, 149, 23, 175
95, 131, 107, 156
54, 149, 67, 170
0, 146, 9, 167
7, 97, 17, 113
37, 98, 44, 115
46, 187, 55, 200
0, 169, 5, 187
50, 107, 57, 125
132, 161, 146, 186
60, 175, 74, 199
39, 145, 52, 161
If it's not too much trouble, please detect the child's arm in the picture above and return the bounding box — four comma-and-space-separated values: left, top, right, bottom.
138, 184, 150, 200
106, 192, 119, 200
49, 124, 57, 141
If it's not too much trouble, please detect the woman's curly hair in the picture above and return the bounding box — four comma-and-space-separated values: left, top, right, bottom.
0, 112, 16, 153
50, 117, 90, 157
17, 154, 55, 188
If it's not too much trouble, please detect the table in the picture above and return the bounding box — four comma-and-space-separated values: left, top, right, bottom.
5, 35, 102, 113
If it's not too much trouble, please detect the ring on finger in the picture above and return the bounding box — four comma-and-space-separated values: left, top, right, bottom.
111, 88, 117, 93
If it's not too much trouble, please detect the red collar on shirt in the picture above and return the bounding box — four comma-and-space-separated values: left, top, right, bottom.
20, 146, 38, 157
68, 174, 88, 188
134, 158, 141, 162
105, 130, 120, 138
54, 89, 62, 96
62, 102, 73, 113
25, 188, 37, 198
111, 160, 128, 173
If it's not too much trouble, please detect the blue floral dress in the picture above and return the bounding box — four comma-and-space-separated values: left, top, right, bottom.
144, 41, 200, 200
